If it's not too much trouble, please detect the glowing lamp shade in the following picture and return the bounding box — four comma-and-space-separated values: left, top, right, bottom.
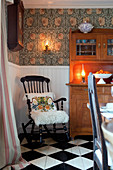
81, 64, 85, 76
81, 64, 86, 83
81, 69, 85, 77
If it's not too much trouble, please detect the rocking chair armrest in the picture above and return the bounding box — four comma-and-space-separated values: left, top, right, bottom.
53, 97, 67, 103
27, 99, 31, 112
53, 97, 67, 111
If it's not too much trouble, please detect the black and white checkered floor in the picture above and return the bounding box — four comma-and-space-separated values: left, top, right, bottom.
21, 135, 93, 170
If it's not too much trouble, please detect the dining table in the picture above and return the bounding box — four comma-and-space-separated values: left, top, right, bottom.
102, 117, 113, 169
87, 102, 113, 122
87, 102, 113, 168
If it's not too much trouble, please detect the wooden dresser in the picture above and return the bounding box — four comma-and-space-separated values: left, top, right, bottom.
68, 28, 113, 138
67, 83, 113, 138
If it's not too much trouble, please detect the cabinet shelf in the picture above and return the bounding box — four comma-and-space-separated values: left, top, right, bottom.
76, 43, 96, 45
108, 44, 113, 46
77, 51, 96, 53
76, 54, 96, 56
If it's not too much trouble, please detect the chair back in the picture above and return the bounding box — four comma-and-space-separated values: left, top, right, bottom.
20, 75, 50, 97
88, 72, 108, 170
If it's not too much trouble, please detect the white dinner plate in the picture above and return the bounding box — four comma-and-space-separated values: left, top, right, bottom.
101, 112, 113, 119
100, 106, 107, 112
106, 109, 113, 113
101, 106, 106, 109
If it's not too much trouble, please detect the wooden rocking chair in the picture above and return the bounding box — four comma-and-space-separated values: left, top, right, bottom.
20, 75, 69, 143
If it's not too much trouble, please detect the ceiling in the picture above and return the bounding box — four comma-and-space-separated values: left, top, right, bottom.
22, 0, 113, 9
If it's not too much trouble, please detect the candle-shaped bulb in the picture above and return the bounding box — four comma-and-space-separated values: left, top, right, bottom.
45, 40, 49, 47
44, 40, 51, 52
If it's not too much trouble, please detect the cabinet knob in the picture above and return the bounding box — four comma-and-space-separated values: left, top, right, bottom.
98, 43, 101, 48
84, 88, 88, 91
103, 43, 106, 48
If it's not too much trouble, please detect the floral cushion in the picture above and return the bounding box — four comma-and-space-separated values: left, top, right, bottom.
31, 96, 56, 112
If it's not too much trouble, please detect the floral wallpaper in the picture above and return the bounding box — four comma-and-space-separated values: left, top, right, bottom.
10, 8, 113, 65
8, 50, 19, 65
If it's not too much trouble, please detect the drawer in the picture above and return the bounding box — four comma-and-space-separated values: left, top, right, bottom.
70, 86, 111, 95
70, 87, 88, 94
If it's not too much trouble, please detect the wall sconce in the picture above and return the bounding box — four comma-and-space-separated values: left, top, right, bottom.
44, 40, 51, 53
81, 64, 86, 83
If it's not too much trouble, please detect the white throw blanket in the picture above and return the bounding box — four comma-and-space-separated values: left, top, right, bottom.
31, 110, 69, 126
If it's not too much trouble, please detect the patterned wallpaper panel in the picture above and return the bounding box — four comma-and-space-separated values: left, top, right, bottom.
12, 8, 113, 65
8, 50, 19, 65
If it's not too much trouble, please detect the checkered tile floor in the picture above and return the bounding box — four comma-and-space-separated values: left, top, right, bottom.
21, 135, 93, 170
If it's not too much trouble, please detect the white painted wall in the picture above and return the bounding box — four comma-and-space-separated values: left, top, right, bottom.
6, 0, 14, 4
8, 62, 26, 132
8, 62, 70, 133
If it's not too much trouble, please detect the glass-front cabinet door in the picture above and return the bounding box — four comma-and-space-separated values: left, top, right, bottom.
102, 35, 113, 60
71, 34, 100, 61
76, 39, 96, 55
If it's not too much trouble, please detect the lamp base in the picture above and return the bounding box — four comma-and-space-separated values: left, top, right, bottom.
80, 77, 86, 84
80, 81, 86, 84
44, 49, 51, 54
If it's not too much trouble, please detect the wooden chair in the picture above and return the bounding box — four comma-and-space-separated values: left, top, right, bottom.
102, 120, 113, 169
88, 72, 112, 170
20, 75, 69, 143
